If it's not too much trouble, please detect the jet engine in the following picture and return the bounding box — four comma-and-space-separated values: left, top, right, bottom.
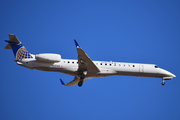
35, 53, 61, 62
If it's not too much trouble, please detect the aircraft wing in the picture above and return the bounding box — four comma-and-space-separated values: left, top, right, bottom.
74, 40, 100, 74
60, 77, 92, 86
60, 76, 80, 86
60, 40, 99, 87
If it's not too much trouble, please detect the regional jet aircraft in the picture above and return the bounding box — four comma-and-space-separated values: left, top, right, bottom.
5, 34, 176, 87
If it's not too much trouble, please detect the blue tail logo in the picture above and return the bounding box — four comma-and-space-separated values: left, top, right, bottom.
5, 34, 33, 60
16, 46, 33, 60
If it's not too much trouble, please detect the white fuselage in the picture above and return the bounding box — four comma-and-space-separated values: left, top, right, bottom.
17, 56, 175, 80
5, 34, 175, 86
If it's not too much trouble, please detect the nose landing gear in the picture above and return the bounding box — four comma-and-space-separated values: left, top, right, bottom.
161, 80, 165, 86
161, 77, 173, 86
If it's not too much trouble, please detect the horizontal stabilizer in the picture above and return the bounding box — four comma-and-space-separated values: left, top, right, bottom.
4, 34, 21, 49
5, 43, 12, 49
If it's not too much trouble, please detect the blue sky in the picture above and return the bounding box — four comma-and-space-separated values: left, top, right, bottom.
0, 0, 180, 120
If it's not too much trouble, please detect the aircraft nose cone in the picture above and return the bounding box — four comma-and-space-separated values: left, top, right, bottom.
160, 69, 176, 78
171, 73, 176, 78
167, 71, 176, 78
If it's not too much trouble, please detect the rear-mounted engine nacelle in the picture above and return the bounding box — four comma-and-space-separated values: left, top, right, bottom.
35, 53, 61, 62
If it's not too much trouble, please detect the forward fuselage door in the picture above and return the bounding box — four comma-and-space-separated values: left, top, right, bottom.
139, 65, 144, 73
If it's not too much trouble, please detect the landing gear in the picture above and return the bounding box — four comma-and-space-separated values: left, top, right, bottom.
78, 81, 83, 87
78, 71, 87, 87
161, 80, 165, 86
78, 76, 84, 87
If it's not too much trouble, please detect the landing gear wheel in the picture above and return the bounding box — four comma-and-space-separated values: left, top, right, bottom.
78, 81, 83, 87
78, 72, 86, 87
162, 81, 165, 86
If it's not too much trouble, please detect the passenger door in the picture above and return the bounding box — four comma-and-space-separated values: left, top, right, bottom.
139, 65, 144, 73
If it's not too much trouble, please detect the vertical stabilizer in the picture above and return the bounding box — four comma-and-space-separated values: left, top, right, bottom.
5, 34, 33, 60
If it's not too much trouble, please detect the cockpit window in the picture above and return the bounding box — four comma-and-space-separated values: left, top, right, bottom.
155, 65, 159, 68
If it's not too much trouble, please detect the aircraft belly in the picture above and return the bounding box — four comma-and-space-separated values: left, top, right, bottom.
33, 67, 78, 76
115, 70, 164, 78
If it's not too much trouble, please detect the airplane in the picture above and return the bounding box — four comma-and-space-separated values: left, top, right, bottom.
5, 34, 176, 87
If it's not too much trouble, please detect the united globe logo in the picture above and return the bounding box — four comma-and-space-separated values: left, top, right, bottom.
16, 46, 33, 60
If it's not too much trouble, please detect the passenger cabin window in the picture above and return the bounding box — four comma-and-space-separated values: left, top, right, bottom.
133, 65, 135, 67
155, 65, 159, 68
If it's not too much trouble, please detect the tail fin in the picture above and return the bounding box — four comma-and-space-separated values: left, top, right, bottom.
5, 34, 33, 60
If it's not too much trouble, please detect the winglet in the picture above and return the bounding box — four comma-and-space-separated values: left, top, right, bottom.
60, 79, 65, 86
74, 39, 80, 48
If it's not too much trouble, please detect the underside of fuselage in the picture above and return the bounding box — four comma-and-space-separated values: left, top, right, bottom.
32, 65, 166, 79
